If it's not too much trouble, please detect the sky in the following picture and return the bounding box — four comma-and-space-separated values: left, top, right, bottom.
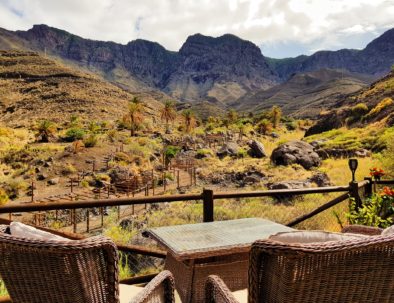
0, 0, 393, 58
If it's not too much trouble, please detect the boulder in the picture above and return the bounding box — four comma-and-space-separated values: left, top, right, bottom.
271, 140, 321, 169
36, 173, 48, 180
247, 140, 267, 158
217, 142, 240, 158
268, 181, 311, 190
47, 177, 60, 185
354, 149, 371, 158
307, 172, 331, 187
109, 166, 132, 183
270, 132, 279, 138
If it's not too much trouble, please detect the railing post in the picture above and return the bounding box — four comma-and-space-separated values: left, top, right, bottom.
349, 181, 362, 210
202, 189, 214, 222
364, 177, 373, 197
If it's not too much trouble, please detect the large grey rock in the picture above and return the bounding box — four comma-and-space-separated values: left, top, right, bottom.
271, 140, 321, 169
217, 142, 240, 158
247, 140, 267, 158
268, 181, 311, 190
307, 172, 331, 187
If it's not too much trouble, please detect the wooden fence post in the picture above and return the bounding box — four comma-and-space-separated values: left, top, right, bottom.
364, 177, 373, 197
202, 189, 214, 222
86, 209, 90, 232
349, 181, 362, 210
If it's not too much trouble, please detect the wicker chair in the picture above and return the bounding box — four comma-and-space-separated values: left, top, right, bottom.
205, 234, 394, 303
0, 225, 175, 303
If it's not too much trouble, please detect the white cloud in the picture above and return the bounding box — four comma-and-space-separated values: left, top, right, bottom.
0, 0, 393, 57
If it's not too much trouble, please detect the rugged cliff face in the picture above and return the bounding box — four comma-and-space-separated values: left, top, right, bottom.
3, 25, 277, 105
268, 28, 394, 80
165, 33, 277, 104
1, 24, 393, 111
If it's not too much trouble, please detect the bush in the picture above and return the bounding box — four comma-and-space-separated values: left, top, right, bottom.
351, 103, 369, 117
365, 98, 394, 120
346, 194, 393, 228
3, 180, 28, 200
114, 152, 131, 163
164, 146, 179, 167
64, 128, 85, 142
0, 188, 9, 205
61, 163, 77, 176
83, 134, 98, 148
285, 121, 297, 131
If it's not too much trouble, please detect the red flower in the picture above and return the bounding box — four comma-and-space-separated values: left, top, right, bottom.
370, 167, 385, 178
382, 186, 394, 197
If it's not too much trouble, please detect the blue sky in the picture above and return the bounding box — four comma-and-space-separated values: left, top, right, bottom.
0, 0, 393, 58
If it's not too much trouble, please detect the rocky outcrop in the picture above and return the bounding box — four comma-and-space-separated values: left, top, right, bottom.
307, 172, 331, 187
217, 142, 240, 158
8, 25, 277, 105
316, 148, 371, 159
247, 140, 267, 158
271, 140, 321, 169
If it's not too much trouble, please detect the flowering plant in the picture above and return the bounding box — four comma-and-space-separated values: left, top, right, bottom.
382, 186, 394, 198
370, 167, 385, 180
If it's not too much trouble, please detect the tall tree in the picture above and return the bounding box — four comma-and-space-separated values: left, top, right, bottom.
182, 109, 196, 133
160, 100, 177, 133
271, 106, 282, 129
123, 97, 145, 136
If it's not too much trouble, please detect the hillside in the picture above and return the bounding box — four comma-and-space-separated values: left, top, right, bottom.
232, 69, 375, 118
305, 71, 394, 136
268, 28, 394, 81
0, 25, 277, 106
0, 50, 163, 127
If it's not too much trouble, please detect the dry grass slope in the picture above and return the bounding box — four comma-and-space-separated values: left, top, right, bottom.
0, 51, 163, 127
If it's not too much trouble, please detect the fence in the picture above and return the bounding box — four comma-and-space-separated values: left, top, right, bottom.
0, 177, 393, 301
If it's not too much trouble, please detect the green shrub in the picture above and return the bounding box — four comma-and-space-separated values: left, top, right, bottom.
64, 128, 85, 142
346, 195, 393, 228
196, 149, 213, 157
285, 121, 297, 131
0, 188, 9, 205
351, 103, 369, 117
83, 134, 98, 148
164, 146, 179, 167
365, 98, 394, 120
4, 180, 28, 200
114, 152, 131, 163
61, 163, 77, 175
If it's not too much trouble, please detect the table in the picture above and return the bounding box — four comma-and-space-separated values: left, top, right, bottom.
148, 218, 293, 303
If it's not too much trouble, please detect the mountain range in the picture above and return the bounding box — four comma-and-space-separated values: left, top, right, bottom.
0, 24, 393, 117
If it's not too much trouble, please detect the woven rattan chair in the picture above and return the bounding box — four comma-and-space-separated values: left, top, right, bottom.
205, 234, 394, 303
0, 225, 175, 303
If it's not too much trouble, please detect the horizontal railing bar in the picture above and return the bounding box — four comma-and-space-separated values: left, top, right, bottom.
120, 273, 158, 285
286, 193, 349, 227
0, 186, 352, 214
0, 194, 203, 214
213, 186, 350, 199
375, 180, 394, 185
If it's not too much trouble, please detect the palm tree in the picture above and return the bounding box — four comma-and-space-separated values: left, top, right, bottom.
257, 119, 273, 135
160, 100, 177, 133
227, 109, 238, 124
35, 120, 57, 142
182, 109, 196, 133
123, 97, 145, 136
271, 106, 282, 129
